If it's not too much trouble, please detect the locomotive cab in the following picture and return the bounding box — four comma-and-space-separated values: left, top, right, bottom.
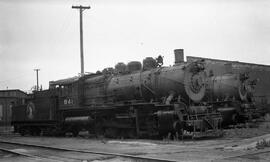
49, 76, 81, 109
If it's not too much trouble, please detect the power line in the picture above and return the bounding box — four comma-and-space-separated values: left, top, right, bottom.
72, 5, 90, 76
0, 73, 32, 83
34, 69, 40, 91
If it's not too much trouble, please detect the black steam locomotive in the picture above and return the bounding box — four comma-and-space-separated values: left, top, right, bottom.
11, 49, 258, 138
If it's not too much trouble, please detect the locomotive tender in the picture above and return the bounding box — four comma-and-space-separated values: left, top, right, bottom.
12, 49, 257, 138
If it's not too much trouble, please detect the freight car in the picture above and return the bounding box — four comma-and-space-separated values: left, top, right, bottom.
12, 50, 225, 138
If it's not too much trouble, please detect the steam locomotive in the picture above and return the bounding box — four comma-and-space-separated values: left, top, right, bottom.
11, 49, 257, 138
205, 72, 258, 126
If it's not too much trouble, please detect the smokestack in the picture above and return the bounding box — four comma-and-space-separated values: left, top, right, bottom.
174, 49, 184, 64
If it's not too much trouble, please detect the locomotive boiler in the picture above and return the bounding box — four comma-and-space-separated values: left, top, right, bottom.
86, 57, 206, 104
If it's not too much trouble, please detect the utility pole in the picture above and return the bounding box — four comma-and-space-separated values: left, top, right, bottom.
72, 5, 90, 76
34, 69, 40, 91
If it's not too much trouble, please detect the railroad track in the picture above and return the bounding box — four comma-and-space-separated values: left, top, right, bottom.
0, 146, 63, 162
221, 148, 270, 161
0, 140, 177, 162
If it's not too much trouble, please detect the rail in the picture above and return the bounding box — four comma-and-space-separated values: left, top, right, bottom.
0, 140, 177, 162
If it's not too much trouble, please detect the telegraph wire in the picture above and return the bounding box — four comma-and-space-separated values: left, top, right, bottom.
0, 73, 33, 84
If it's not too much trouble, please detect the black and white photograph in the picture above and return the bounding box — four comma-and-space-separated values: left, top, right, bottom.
0, 0, 270, 161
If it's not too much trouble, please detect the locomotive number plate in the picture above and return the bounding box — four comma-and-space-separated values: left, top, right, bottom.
64, 98, 74, 105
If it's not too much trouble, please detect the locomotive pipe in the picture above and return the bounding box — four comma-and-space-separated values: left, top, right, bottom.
64, 116, 93, 124
165, 91, 175, 105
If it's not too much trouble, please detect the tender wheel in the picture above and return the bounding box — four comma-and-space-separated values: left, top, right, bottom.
232, 113, 240, 124
124, 129, 137, 139
19, 130, 25, 136
72, 130, 79, 137
105, 128, 119, 138
35, 129, 41, 136
55, 131, 66, 137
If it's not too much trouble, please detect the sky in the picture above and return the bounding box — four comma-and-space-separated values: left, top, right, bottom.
0, 0, 269, 92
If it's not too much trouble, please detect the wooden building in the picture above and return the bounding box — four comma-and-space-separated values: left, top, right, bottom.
0, 89, 28, 132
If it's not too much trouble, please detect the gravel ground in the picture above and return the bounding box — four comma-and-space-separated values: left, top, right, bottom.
1, 122, 270, 162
